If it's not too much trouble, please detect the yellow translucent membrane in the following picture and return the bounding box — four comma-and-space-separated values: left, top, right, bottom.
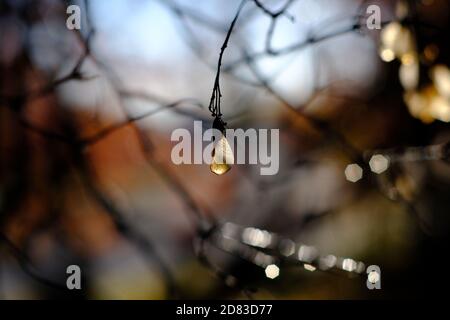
210, 135, 234, 175
210, 162, 231, 175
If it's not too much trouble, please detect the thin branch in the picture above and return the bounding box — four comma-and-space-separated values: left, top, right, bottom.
0, 233, 68, 291
208, 0, 248, 117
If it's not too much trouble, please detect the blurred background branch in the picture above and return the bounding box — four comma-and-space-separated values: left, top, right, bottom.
1, 0, 449, 299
